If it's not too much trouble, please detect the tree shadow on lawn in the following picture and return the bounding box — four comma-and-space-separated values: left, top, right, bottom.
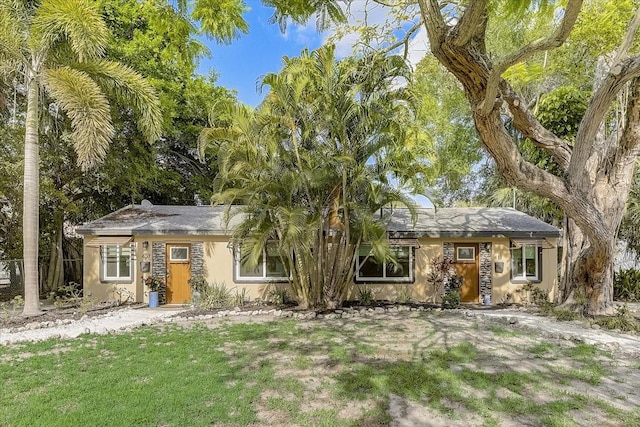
214, 315, 639, 426
294, 316, 637, 426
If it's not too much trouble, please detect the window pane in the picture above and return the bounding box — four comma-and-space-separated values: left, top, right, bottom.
524, 246, 536, 260
170, 247, 189, 261
511, 248, 523, 277
358, 245, 382, 278
105, 246, 118, 277
387, 247, 410, 278
239, 252, 264, 278
266, 246, 287, 277
119, 246, 131, 278
359, 258, 383, 277
457, 247, 475, 261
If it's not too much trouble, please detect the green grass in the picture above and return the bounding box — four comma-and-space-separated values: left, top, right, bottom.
0, 317, 637, 426
488, 325, 523, 337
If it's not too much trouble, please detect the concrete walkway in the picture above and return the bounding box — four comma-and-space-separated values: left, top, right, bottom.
0, 307, 185, 345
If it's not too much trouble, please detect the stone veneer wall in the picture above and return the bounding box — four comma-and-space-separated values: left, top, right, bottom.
442, 242, 454, 261
152, 242, 167, 304
190, 242, 204, 278
479, 242, 492, 298
442, 242, 455, 292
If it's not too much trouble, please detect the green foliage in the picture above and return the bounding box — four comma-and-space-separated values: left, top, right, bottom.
395, 285, 413, 304
552, 308, 583, 322
517, 282, 550, 306
357, 285, 374, 306
143, 276, 163, 292
267, 284, 292, 306
412, 56, 482, 206
613, 268, 640, 302
0, 296, 24, 321
536, 86, 590, 141
191, 0, 249, 44
566, 0, 636, 61
188, 275, 208, 293
442, 290, 460, 309
593, 304, 640, 332
197, 281, 233, 310
204, 46, 423, 309
231, 287, 249, 307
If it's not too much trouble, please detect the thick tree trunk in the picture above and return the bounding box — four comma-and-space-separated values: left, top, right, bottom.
560, 217, 616, 315
418, 1, 640, 315
22, 64, 42, 316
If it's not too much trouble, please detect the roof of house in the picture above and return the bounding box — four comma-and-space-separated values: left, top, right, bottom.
76, 202, 560, 239
76, 203, 242, 236
386, 207, 560, 238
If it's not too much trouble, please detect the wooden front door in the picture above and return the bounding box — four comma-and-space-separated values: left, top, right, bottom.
453, 243, 480, 303
166, 244, 191, 304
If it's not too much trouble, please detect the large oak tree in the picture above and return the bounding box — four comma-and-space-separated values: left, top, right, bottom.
414, 0, 640, 314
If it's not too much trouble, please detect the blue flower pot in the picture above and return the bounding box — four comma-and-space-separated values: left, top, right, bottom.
149, 291, 159, 308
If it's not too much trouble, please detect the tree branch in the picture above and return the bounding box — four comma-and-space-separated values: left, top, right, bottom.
479, 0, 583, 115
608, 78, 640, 182
500, 82, 572, 171
379, 19, 424, 58
417, 0, 447, 42
451, 0, 487, 47
475, 111, 611, 257
570, 54, 640, 182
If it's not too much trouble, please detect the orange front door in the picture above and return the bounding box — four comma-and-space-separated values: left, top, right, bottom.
166, 244, 191, 304
453, 243, 480, 303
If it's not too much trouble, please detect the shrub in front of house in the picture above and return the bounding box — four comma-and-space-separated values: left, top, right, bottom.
614, 269, 640, 302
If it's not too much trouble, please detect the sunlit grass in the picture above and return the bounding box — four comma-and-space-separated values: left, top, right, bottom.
0, 316, 637, 426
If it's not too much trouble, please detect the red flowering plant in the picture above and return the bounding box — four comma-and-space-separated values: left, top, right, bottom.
143, 276, 163, 292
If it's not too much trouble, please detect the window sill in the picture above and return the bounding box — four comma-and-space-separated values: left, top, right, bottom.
235, 278, 290, 284
101, 279, 134, 284
511, 278, 542, 284
355, 279, 415, 284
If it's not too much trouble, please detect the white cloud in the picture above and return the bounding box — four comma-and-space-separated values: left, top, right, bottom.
321, 0, 429, 66
406, 27, 429, 68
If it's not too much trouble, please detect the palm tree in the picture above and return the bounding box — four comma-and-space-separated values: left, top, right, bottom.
0, 0, 162, 316
201, 46, 423, 309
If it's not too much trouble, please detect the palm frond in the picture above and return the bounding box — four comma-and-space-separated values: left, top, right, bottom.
32, 0, 108, 62
0, 6, 28, 65
71, 60, 162, 143
43, 66, 114, 169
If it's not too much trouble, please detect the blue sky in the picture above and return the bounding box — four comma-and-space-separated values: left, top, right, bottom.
196, 2, 428, 107
197, 6, 326, 107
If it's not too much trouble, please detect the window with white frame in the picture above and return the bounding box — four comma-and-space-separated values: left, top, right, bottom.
456, 246, 475, 262
170, 246, 189, 261
356, 245, 414, 282
511, 244, 541, 281
235, 245, 289, 281
101, 244, 132, 281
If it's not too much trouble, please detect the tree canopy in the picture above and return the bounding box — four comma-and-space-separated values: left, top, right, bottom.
200, 46, 425, 309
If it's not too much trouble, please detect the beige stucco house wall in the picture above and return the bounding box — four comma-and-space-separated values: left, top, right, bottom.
78, 203, 560, 306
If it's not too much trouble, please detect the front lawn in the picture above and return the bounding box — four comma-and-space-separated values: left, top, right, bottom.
1, 313, 638, 426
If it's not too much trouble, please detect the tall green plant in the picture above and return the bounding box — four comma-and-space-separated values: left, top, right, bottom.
0, 0, 162, 315
201, 46, 424, 309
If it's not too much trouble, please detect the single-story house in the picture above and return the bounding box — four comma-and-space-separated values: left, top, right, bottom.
76, 201, 561, 306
